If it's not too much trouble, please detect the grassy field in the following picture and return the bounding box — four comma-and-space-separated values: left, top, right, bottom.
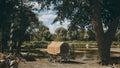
22, 41, 120, 49
21, 41, 120, 59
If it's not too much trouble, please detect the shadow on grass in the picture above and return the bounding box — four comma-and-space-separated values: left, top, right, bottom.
29, 49, 48, 58
97, 56, 120, 65
61, 60, 85, 64
23, 55, 36, 61
21, 49, 48, 61
110, 57, 120, 64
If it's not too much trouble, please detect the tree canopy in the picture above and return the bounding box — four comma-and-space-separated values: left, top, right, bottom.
0, 0, 120, 64
55, 27, 67, 41
0, 0, 50, 53
38, 0, 120, 29
36, 0, 120, 64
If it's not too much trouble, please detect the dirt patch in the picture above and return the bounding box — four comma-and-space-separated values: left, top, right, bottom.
19, 58, 119, 68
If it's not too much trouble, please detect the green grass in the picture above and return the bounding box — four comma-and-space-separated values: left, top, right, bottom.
20, 41, 120, 59
22, 41, 120, 49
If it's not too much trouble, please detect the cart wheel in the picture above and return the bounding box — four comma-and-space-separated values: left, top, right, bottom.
64, 55, 70, 62
64, 57, 68, 61
48, 55, 53, 62
56, 56, 62, 63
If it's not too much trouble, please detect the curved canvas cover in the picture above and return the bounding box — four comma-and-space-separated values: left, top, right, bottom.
47, 42, 69, 55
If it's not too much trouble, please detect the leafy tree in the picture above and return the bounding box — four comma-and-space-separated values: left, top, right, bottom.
83, 29, 89, 41
0, 0, 20, 52
67, 30, 78, 41
67, 29, 84, 41
36, 0, 120, 64
38, 25, 51, 41
12, 6, 39, 53
43, 30, 52, 41
91, 0, 120, 64
78, 29, 85, 41
55, 27, 67, 41
50, 34, 57, 41
0, 0, 41, 53
115, 29, 120, 42
29, 21, 52, 41
87, 29, 95, 41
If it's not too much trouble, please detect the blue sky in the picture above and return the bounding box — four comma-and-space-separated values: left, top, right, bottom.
29, 1, 70, 34
38, 10, 70, 34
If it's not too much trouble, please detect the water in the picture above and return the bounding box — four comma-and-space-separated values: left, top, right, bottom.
75, 49, 120, 61
75, 50, 98, 60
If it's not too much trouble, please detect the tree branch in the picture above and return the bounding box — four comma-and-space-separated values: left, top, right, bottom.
105, 16, 120, 41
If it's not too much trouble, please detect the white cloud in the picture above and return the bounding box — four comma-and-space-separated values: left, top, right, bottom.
39, 14, 56, 21
29, 1, 69, 33
38, 9, 69, 34
48, 25, 57, 33
25, 1, 41, 9
48, 24, 68, 34
39, 13, 57, 26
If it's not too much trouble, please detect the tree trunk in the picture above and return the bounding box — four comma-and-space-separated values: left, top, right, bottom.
91, 0, 120, 64
1, 29, 8, 53
17, 40, 22, 54
91, 0, 105, 62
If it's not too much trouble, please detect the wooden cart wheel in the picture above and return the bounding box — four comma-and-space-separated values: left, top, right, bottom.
48, 55, 53, 62
56, 56, 62, 63
65, 55, 70, 62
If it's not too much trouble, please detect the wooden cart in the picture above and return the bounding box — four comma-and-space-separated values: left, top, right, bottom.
47, 42, 70, 63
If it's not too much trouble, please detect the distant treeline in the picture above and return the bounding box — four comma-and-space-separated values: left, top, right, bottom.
30, 27, 120, 42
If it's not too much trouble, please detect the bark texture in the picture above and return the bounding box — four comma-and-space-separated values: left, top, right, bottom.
91, 0, 119, 64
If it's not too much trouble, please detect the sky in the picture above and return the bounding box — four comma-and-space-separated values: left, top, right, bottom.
31, 2, 70, 34
38, 10, 70, 34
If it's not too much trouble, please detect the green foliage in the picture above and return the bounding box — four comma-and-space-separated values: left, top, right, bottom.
0, 0, 49, 53
35, 0, 120, 29
55, 27, 67, 41
33, 41, 48, 48
115, 29, 120, 41
23, 41, 48, 49
30, 23, 52, 41
87, 29, 95, 40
